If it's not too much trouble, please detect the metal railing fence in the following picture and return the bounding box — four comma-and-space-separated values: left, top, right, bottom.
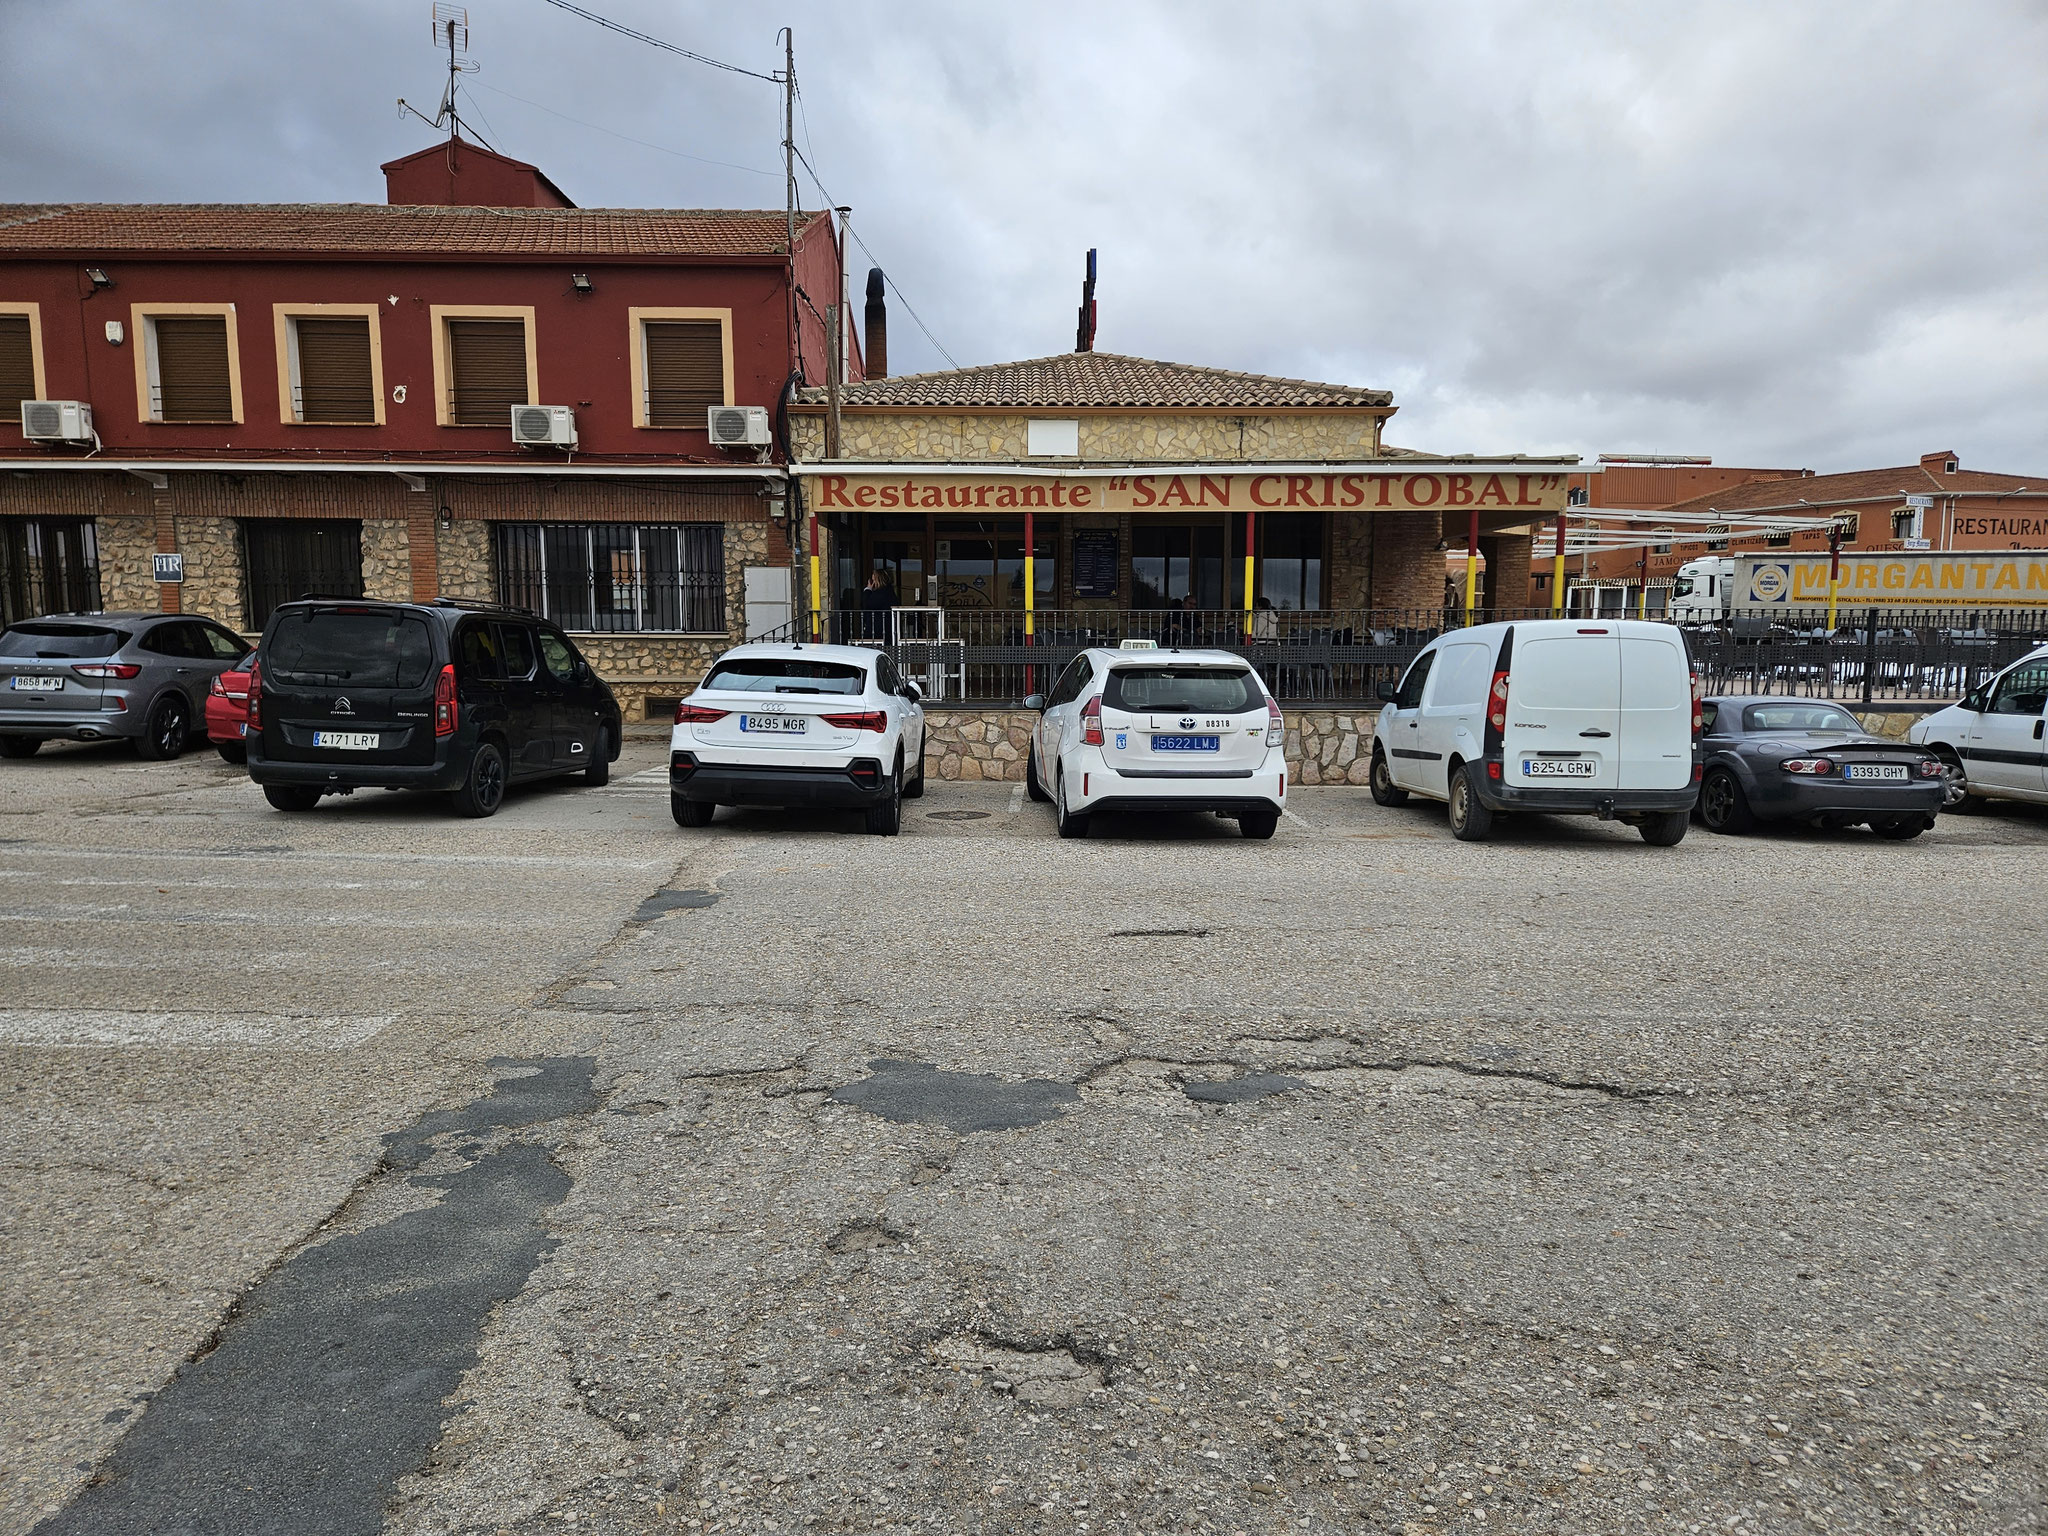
758, 605, 2048, 708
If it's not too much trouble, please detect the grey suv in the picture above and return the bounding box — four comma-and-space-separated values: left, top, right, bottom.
0, 612, 251, 759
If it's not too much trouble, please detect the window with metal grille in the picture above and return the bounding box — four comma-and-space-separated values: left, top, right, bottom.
149, 315, 234, 422
446, 319, 528, 425
0, 518, 100, 627
493, 523, 724, 633
243, 520, 364, 630
291, 317, 375, 423
642, 320, 724, 425
0, 316, 34, 419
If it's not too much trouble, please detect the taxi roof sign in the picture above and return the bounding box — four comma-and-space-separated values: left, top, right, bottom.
1118, 638, 1159, 649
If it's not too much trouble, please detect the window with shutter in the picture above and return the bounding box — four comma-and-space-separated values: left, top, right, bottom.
0, 317, 34, 418
293, 317, 375, 423
642, 320, 725, 425
152, 315, 234, 422
446, 319, 529, 426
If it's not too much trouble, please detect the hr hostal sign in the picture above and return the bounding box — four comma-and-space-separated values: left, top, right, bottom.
152, 553, 184, 583
806, 470, 1570, 514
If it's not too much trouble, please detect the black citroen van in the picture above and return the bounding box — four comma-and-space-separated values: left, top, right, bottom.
246, 598, 622, 818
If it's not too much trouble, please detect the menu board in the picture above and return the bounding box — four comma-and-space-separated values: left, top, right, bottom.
1072, 530, 1119, 598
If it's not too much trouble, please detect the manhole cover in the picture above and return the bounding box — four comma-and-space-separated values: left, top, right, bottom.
926, 810, 991, 821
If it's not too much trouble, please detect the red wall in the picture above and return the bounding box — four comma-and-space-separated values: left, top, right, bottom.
1, 253, 812, 462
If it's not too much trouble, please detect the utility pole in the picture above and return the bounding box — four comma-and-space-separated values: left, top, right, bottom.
782, 29, 797, 375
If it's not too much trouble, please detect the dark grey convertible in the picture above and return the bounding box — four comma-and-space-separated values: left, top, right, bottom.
1697, 696, 1946, 839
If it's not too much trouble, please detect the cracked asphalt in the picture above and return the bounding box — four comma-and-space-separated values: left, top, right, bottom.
3, 728, 2045, 1535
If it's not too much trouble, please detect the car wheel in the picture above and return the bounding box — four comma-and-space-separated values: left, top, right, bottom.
1638, 809, 1689, 846
1931, 748, 1982, 812
1698, 768, 1757, 834
864, 756, 903, 836
1446, 762, 1494, 842
0, 737, 44, 759
1025, 742, 1052, 802
671, 794, 714, 828
1238, 805, 1280, 840
263, 784, 321, 813
582, 728, 611, 786
1875, 815, 1927, 841
1055, 766, 1091, 839
136, 696, 190, 761
1368, 747, 1408, 806
903, 742, 927, 799
214, 741, 248, 765
451, 740, 507, 819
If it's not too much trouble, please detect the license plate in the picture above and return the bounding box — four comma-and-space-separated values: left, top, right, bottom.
8, 676, 62, 692
312, 731, 380, 751
1522, 758, 1598, 778
741, 714, 807, 734
1153, 734, 1219, 752
1843, 763, 1909, 781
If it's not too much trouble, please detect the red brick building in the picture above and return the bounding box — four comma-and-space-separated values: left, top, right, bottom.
0, 141, 856, 716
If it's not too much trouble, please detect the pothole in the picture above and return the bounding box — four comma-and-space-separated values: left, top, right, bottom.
1183, 1071, 1305, 1104
930, 1333, 1107, 1408
632, 888, 722, 923
826, 1221, 912, 1254
830, 1059, 1078, 1133
925, 810, 991, 821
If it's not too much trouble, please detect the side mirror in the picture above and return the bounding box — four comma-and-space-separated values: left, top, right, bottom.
1376, 681, 1400, 704
1962, 688, 1987, 713
1023, 693, 1046, 711
903, 681, 922, 703
575, 660, 593, 685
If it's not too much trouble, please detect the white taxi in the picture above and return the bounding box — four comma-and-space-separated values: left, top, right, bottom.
669, 643, 925, 835
1024, 644, 1286, 839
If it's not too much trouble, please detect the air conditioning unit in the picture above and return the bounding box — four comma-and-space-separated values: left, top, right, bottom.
21, 401, 93, 443
510, 404, 577, 448
707, 405, 771, 446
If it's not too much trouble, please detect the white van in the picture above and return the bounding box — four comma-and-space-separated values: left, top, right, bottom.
1369, 618, 1701, 843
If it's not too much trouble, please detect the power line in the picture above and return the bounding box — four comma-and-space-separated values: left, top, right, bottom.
474, 82, 778, 178
791, 144, 958, 370
535, 0, 783, 83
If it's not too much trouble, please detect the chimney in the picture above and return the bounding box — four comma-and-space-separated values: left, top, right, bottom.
1074, 248, 1098, 353
864, 268, 888, 379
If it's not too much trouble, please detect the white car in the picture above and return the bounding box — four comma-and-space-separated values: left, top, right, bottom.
1369, 618, 1698, 844
1024, 645, 1286, 839
1907, 645, 2048, 809
669, 642, 925, 835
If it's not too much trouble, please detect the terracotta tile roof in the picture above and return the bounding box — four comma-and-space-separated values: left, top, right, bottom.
802, 351, 1393, 409
1661, 461, 2041, 516
0, 203, 817, 258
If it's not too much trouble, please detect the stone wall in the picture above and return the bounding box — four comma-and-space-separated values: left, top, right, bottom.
172, 517, 247, 630
573, 636, 723, 721
434, 520, 493, 602
360, 519, 412, 603
918, 708, 1380, 783
792, 410, 1385, 464
96, 517, 159, 612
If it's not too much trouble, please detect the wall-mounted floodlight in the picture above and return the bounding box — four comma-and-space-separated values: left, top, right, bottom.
85, 267, 114, 289
570, 273, 592, 295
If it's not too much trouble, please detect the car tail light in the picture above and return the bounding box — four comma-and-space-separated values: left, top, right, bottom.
72, 662, 141, 679
433, 663, 458, 738
674, 702, 729, 724
1693, 763, 1704, 783
1081, 695, 1104, 746
1487, 670, 1510, 734
1690, 670, 1704, 739
1918, 759, 1943, 777
1486, 760, 1502, 780
208, 675, 226, 697
245, 661, 261, 728
822, 710, 888, 732
1264, 696, 1284, 748
1781, 757, 1835, 775
670, 751, 697, 781
848, 758, 881, 787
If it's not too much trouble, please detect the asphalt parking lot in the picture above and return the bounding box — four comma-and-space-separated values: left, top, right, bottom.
3, 730, 2045, 1536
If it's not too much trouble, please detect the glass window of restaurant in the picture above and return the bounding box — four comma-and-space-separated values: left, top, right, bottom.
1132, 512, 1324, 612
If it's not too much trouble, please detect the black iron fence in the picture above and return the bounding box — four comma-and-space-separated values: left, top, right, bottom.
772, 604, 2048, 709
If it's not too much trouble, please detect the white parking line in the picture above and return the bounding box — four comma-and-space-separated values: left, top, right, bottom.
1283, 806, 1315, 830
3, 847, 672, 872
0, 1009, 393, 1050
1007, 783, 1026, 814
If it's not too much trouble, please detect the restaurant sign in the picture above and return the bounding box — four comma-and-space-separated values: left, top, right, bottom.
804, 469, 1571, 515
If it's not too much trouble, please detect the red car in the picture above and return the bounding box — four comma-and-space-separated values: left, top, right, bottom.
206, 666, 253, 763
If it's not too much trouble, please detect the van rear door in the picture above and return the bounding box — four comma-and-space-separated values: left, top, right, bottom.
1503, 631, 1620, 790
259, 606, 439, 767
1618, 630, 1694, 789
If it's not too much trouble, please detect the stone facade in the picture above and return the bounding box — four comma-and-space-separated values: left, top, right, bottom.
433, 520, 493, 602
918, 708, 1379, 783
360, 519, 412, 603
95, 517, 159, 612
172, 517, 248, 630
791, 410, 1385, 464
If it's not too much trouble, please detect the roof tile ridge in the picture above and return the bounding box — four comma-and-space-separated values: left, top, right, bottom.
0, 205, 73, 230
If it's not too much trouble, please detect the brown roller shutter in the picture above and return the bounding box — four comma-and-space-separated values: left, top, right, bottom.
294, 317, 375, 423
152, 315, 234, 422
446, 319, 528, 425
643, 320, 724, 425
0, 317, 33, 418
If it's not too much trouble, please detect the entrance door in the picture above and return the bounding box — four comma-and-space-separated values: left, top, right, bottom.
244, 520, 363, 630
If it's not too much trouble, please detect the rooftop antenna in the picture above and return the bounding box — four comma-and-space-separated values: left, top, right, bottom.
398, 4, 492, 150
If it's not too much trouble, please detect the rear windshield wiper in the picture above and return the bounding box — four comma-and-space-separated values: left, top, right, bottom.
273, 667, 352, 683
774, 685, 826, 693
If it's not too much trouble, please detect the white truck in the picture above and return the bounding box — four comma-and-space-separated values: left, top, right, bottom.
1669, 550, 2048, 624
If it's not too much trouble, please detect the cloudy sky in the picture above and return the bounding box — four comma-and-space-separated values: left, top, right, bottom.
5, 0, 2044, 472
